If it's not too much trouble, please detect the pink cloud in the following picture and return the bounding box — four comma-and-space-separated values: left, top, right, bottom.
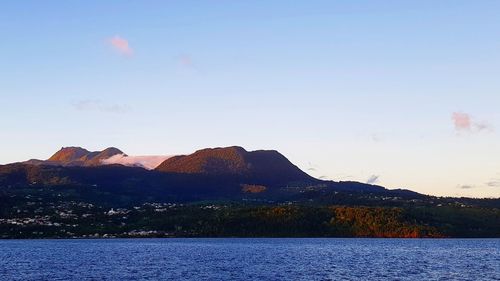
452, 112, 494, 133
109, 35, 133, 56
452, 112, 471, 131
179, 55, 193, 67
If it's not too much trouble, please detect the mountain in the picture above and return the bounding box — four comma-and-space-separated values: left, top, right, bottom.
155, 146, 316, 185
48, 147, 92, 163
0, 145, 391, 200
1, 146, 499, 239
1, 145, 499, 211
83, 147, 125, 166
25, 147, 124, 167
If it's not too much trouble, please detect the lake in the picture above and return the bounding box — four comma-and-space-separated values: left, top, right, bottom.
0, 239, 498, 280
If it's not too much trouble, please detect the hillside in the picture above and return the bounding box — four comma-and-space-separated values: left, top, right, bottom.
0, 145, 499, 238
156, 146, 317, 186
25, 147, 124, 167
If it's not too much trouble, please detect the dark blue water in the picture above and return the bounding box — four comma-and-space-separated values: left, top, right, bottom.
0, 239, 498, 280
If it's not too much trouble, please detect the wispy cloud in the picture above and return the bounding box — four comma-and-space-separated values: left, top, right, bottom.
370, 133, 381, 143
175, 54, 202, 74
306, 161, 320, 173
178, 54, 193, 67
452, 112, 493, 133
474, 121, 493, 132
366, 175, 380, 185
458, 184, 475, 189
101, 154, 171, 170
72, 100, 131, 114
486, 179, 500, 187
108, 35, 133, 56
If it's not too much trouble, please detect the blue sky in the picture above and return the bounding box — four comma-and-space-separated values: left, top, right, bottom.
1, 1, 499, 197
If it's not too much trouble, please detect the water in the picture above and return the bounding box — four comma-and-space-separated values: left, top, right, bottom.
0, 239, 498, 281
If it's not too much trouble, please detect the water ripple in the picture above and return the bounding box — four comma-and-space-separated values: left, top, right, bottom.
0, 238, 498, 281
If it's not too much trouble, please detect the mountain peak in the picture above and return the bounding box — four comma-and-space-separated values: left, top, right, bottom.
48, 147, 91, 162
155, 146, 316, 185
41, 146, 124, 167
83, 147, 125, 166
157, 146, 248, 175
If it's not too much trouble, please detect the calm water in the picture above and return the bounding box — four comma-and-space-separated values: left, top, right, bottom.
0, 239, 498, 281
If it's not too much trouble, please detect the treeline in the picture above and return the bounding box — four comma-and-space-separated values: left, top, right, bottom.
114, 205, 500, 238
1, 196, 499, 238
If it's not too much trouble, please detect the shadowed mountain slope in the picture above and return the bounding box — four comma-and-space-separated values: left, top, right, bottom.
5, 145, 481, 204
155, 146, 316, 185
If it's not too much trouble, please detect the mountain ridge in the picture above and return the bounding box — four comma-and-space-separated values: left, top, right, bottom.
5, 145, 497, 202
155, 146, 317, 185
24, 146, 125, 167
0, 145, 396, 201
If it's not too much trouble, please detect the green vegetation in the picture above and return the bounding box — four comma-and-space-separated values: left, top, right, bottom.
1, 189, 498, 238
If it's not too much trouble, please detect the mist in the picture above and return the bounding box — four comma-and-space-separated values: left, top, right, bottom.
101, 154, 171, 170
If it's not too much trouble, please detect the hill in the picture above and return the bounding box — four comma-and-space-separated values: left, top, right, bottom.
156, 146, 317, 186
1, 145, 497, 206
0, 145, 499, 238
25, 147, 124, 167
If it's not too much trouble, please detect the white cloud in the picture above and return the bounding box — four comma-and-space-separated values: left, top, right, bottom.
101, 154, 171, 170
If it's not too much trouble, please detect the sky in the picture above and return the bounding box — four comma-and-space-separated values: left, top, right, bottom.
1, 1, 499, 198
